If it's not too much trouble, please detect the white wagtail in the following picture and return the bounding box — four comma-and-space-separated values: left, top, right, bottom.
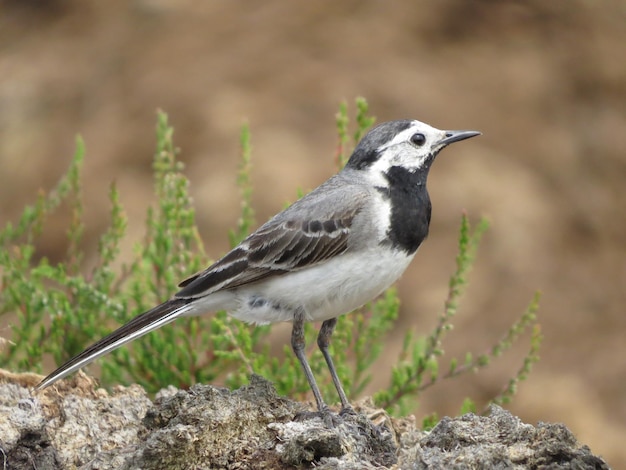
35, 120, 480, 414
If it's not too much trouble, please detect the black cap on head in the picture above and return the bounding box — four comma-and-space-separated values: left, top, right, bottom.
346, 120, 414, 170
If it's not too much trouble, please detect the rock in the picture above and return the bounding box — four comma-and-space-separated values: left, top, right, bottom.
0, 369, 609, 469
404, 405, 610, 469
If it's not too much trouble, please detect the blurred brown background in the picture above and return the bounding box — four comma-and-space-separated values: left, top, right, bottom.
1, 0, 625, 466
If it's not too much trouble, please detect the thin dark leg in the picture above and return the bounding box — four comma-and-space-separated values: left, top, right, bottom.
317, 318, 353, 412
291, 309, 328, 412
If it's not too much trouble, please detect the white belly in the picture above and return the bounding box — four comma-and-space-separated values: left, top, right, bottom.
228, 247, 415, 324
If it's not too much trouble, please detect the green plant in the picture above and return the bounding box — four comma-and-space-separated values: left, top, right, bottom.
373, 215, 542, 416
0, 99, 541, 418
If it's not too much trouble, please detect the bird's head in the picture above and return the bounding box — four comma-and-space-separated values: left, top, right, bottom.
346, 120, 480, 184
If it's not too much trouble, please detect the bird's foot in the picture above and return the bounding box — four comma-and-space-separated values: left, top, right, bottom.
294, 407, 346, 428
339, 405, 356, 416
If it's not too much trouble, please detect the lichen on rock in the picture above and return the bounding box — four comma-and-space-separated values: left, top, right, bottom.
0, 369, 610, 469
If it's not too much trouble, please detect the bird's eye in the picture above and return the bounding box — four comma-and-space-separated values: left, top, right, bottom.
410, 133, 426, 147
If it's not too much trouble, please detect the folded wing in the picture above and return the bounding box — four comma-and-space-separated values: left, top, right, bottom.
176, 211, 358, 299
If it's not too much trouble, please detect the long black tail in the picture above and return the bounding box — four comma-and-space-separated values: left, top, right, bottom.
35, 298, 191, 391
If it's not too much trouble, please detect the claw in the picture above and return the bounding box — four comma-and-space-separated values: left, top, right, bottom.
294, 409, 344, 428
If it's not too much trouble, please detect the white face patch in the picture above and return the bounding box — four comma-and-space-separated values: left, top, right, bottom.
364, 120, 448, 186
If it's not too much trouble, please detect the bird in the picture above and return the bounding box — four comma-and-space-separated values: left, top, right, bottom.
35, 119, 480, 416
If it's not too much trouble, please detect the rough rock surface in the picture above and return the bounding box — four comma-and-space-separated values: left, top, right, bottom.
0, 369, 609, 469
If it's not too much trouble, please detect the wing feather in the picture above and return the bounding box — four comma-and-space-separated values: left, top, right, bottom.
175, 209, 361, 299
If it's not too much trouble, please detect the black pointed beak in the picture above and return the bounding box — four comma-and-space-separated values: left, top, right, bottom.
437, 130, 481, 146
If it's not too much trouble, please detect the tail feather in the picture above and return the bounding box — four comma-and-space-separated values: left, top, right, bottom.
34, 298, 191, 391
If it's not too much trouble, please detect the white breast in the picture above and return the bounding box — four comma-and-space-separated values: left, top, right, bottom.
228, 247, 416, 325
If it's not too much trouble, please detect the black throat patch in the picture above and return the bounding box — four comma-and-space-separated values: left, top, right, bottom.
377, 165, 432, 254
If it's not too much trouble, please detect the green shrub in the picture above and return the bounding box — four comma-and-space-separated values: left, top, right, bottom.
0, 99, 541, 418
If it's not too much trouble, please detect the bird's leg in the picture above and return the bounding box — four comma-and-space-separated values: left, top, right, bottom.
291, 308, 328, 413
317, 318, 354, 415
